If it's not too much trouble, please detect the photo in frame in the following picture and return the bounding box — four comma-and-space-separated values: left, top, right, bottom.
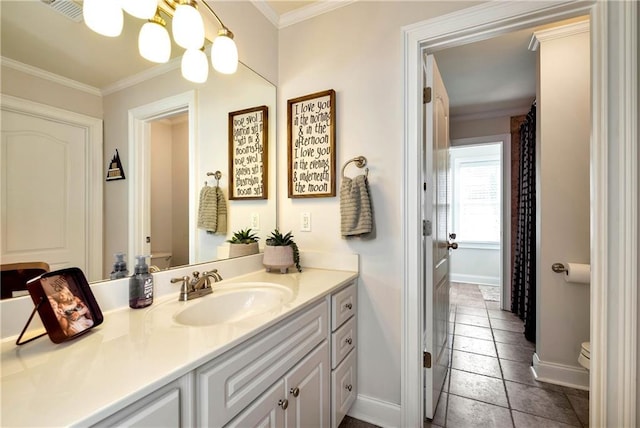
287, 89, 336, 198
228, 105, 269, 200
21, 267, 103, 344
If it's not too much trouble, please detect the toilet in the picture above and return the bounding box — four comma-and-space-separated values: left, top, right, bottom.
150, 252, 172, 270
578, 341, 590, 370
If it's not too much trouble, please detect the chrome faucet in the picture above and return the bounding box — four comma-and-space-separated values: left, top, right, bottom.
171, 269, 223, 301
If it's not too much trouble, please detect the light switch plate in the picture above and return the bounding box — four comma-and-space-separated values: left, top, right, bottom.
250, 212, 260, 230
301, 212, 311, 232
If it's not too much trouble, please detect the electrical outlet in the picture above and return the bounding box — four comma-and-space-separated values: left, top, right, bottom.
250, 212, 260, 230
301, 212, 311, 232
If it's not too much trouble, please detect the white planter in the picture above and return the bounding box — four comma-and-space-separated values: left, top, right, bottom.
262, 246, 294, 273
228, 242, 259, 258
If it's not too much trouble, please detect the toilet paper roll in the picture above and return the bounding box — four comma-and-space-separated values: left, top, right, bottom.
564, 263, 590, 284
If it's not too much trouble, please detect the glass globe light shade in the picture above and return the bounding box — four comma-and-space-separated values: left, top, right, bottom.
138, 20, 171, 63
211, 30, 238, 74
172, 3, 205, 50
83, 0, 123, 37
122, 0, 157, 20
181, 49, 209, 84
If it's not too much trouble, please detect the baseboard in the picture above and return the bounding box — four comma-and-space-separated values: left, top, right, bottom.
347, 394, 401, 428
450, 273, 500, 286
531, 352, 589, 391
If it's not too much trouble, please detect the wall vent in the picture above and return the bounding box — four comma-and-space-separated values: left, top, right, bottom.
41, 0, 83, 23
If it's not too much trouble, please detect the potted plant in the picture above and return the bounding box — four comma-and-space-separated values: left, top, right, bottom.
263, 229, 302, 273
227, 228, 260, 258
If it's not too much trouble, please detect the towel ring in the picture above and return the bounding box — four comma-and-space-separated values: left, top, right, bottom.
206, 171, 222, 186
341, 156, 369, 178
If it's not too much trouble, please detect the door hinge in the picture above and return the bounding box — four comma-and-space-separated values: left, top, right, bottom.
423, 220, 432, 237
423, 351, 432, 368
423, 87, 432, 104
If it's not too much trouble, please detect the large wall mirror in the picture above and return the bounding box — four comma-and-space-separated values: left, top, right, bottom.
0, 1, 276, 288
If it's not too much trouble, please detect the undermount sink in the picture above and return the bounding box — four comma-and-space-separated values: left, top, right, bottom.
173, 282, 294, 326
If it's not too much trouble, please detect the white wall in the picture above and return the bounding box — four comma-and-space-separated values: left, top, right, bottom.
533, 27, 590, 387
277, 0, 482, 413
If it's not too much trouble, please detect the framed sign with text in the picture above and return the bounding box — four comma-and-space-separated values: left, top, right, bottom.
228, 105, 268, 200
287, 89, 336, 198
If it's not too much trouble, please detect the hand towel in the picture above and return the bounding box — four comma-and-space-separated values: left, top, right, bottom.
340, 174, 373, 237
197, 185, 218, 232
214, 186, 227, 233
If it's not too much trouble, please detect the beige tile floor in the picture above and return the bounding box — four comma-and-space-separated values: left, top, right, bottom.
340, 282, 589, 428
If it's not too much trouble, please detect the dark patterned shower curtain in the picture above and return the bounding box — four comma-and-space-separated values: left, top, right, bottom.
511, 103, 536, 343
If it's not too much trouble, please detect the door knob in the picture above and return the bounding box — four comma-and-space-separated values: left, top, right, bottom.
290, 387, 300, 397
278, 399, 289, 410
449, 233, 456, 240
447, 242, 458, 250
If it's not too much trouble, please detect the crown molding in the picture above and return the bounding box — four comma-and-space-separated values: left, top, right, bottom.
101, 56, 182, 96
529, 19, 590, 51
250, 0, 356, 29
451, 105, 532, 122
1, 56, 101, 97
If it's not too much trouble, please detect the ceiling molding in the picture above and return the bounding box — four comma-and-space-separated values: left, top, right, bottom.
529, 19, 590, 51
451, 105, 532, 122
251, 0, 356, 29
101, 56, 182, 96
250, 0, 280, 28
1, 56, 101, 97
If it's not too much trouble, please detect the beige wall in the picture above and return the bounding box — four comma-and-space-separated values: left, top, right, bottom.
535, 29, 590, 380
278, 0, 478, 408
450, 115, 510, 141
1, 65, 102, 118
171, 119, 189, 267
150, 121, 174, 259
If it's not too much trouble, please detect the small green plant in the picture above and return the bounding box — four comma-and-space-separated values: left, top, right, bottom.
266, 229, 301, 272
227, 228, 259, 244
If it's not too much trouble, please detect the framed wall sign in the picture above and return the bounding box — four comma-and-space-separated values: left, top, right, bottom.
228, 105, 269, 200
287, 89, 336, 198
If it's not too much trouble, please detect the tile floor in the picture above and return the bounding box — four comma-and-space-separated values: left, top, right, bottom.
340, 282, 590, 428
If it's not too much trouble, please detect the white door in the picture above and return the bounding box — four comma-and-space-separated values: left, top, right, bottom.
1, 108, 90, 275
422, 54, 455, 419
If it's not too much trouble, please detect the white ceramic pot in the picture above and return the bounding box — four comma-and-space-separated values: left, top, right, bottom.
262, 246, 294, 273
228, 242, 259, 258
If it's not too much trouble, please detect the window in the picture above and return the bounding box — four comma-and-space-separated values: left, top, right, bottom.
451, 144, 501, 243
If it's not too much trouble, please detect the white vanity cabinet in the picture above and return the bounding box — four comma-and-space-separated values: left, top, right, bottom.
196, 300, 330, 427
92, 374, 194, 428
330, 283, 357, 428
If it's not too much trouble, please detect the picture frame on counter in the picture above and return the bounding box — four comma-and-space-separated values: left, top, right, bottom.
287, 89, 336, 198
228, 105, 269, 200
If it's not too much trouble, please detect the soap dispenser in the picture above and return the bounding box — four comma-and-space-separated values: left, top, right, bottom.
110, 252, 129, 279
130, 255, 153, 309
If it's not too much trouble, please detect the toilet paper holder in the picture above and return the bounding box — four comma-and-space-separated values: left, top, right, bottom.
551, 263, 567, 273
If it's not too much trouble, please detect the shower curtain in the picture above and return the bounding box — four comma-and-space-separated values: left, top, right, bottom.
511, 103, 536, 343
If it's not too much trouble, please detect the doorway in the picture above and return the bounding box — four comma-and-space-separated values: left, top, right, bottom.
128, 91, 196, 269
401, 2, 637, 427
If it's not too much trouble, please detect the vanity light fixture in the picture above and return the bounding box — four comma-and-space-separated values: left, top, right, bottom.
82, 0, 239, 83
138, 11, 171, 64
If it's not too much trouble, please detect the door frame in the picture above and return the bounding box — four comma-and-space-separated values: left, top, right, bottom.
449, 134, 511, 310
0, 94, 103, 281
129, 91, 197, 267
401, 1, 638, 427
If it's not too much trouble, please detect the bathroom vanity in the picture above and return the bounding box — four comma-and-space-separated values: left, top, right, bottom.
0, 258, 358, 427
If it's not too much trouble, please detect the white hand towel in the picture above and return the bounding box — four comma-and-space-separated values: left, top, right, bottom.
340, 174, 373, 237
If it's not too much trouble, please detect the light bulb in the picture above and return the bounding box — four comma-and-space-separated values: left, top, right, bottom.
181, 49, 209, 83
138, 16, 171, 63
172, 2, 204, 50
122, 0, 157, 20
211, 29, 238, 74
83, 0, 123, 37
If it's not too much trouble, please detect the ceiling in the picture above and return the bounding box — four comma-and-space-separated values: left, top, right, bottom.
0, 1, 580, 117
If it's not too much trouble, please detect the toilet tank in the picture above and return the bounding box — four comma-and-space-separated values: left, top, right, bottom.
150, 252, 172, 270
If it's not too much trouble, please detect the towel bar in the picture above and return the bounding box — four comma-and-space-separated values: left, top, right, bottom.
342, 156, 369, 178
206, 171, 222, 186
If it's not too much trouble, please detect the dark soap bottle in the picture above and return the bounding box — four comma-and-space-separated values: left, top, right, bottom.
129, 255, 153, 309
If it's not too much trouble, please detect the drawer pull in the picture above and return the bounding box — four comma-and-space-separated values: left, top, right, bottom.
345, 303, 353, 310
278, 399, 289, 410
345, 337, 353, 345
345, 384, 353, 392
290, 387, 300, 397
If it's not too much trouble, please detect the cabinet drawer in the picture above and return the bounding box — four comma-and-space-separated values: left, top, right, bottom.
197, 300, 328, 427
331, 283, 356, 330
331, 316, 356, 369
331, 349, 357, 428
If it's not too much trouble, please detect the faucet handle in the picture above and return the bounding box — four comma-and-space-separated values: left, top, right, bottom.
171, 276, 191, 301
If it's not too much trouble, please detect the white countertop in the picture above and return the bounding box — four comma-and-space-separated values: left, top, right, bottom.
0, 268, 357, 427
